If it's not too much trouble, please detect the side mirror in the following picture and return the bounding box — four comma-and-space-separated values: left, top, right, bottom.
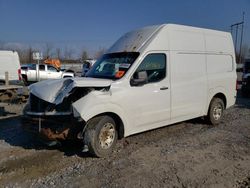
130, 71, 148, 86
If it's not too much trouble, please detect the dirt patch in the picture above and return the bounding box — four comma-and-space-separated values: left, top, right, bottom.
236, 176, 250, 188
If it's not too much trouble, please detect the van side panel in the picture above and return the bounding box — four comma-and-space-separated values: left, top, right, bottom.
205, 33, 233, 53
168, 29, 207, 121
169, 29, 205, 51
205, 33, 236, 109
207, 55, 233, 74
170, 52, 207, 121
206, 55, 236, 109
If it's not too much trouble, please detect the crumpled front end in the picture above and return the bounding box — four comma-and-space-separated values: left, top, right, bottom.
22, 77, 111, 142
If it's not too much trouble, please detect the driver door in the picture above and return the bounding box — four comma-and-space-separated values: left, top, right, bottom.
125, 52, 171, 132
47, 65, 62, 79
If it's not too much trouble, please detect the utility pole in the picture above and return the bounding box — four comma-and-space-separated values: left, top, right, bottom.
230, 12, 245, 64
239, 12, 245, 64
32, 52, 43, 81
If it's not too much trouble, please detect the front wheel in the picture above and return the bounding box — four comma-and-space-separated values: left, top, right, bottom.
84, 116, 118, 157
206, 98, 224, 125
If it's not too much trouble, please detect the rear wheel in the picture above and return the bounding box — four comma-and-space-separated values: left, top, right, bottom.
207, 98, 224, 125
84, 116, 118, 157
22, 75, 28, 86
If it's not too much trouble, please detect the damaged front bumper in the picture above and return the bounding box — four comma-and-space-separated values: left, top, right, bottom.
21, 90, 85, 142
22, 114, 85, 142
22, 77, 112, 143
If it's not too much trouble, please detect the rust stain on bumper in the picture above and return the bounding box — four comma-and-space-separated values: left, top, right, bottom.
21, 115, 85, 142
40, 128, 70, 140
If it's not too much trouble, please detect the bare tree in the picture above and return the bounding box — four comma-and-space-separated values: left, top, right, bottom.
81, 50, 88, 61
236, 44, 249, 63
0, 42, 36, 64
44, 43, 54, 58
94, 47, 106, 59
56, 48, 62, 59
17, 48, 29, 64
64, 46, 74, 60
27, 46, 33, 63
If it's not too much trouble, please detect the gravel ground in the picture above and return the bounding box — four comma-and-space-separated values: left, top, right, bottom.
0, 96, 250, 188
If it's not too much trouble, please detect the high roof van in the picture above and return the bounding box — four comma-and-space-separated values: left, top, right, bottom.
24, 24, 237, 157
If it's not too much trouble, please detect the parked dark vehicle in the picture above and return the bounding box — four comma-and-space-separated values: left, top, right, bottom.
81, 59, 96, 77
241, 59, 250, 97
242, 77, 250, 97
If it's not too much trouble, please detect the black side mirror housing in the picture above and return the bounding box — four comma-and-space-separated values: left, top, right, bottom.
130, 71, 148, 86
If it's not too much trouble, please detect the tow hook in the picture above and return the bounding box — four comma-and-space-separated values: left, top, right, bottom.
82, 145, 89, 152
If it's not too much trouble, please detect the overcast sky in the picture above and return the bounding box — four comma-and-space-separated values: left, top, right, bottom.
0, 0, 249, 57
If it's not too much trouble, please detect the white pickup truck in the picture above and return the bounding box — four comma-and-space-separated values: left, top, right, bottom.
21, 64, 74, 85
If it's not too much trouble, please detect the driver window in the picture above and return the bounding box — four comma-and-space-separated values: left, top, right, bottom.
134, 53, 166, 83
39, 65, 45, 71
48, 65, 58, 72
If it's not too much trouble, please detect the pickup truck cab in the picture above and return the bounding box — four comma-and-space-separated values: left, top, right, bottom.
21, 64, 74, 85
23, 24, 237, 157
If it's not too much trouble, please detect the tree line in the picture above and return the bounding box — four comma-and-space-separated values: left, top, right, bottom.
0, 42, 106, 64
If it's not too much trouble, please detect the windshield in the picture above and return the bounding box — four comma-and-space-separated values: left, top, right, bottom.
86, 52, 139, 80
21, 64, 36, 70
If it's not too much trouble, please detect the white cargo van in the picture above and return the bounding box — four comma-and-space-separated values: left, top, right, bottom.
24, 24, 237, 157
0, 51, 22, 84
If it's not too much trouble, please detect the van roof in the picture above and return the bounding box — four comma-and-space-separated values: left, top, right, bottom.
108, 24, 163, 53
108, 24, 233, 54
0, 50, 18, 55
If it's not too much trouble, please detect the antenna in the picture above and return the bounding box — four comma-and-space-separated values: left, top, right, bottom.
239, 12, 245, 64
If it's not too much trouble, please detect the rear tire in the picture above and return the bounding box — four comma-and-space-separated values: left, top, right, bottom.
22, 75, 28, 86
84, 116, 118, 157
206, 98, 224, 125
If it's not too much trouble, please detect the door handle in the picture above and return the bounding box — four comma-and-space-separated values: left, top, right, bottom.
160, 87, 168, 90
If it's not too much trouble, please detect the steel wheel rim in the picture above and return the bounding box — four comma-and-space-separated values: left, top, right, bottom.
99, 123, 115, 149
213, 104, 222, 120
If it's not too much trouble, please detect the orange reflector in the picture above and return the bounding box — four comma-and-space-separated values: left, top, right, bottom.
115, 71, 125, 78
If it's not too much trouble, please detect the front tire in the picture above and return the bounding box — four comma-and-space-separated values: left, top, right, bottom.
207, 98, 224, 125
84, 116, 118, 157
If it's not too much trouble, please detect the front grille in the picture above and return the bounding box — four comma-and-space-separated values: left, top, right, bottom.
30, 93, 55, 112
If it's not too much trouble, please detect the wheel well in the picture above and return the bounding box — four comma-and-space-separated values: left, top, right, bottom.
65, 69, 75, 73
212, 93, 227, 108
21, 74, 28, 85
21, 74, 27, 80
93, 112, 124, 139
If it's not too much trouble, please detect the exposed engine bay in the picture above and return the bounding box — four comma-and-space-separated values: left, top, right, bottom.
22, 77, 111, 143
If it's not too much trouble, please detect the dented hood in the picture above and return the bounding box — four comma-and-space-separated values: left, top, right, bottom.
29, 77, 112, 104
